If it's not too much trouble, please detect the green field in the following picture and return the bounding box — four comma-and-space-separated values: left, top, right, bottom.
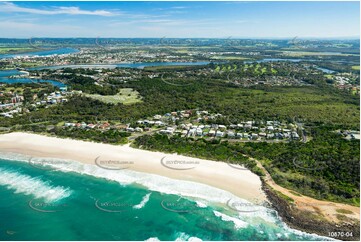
282, 51, 359, 57
352, 65, 360, 70
83, 88, 142, 105
0, 47, 36, 54
143, 65, 204, 71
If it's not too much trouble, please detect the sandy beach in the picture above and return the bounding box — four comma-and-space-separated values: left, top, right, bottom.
0, 132, 266, 203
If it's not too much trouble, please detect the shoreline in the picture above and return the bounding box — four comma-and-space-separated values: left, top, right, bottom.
264, 183, 360, 241
251, 156, 360, 241
0, 132, 266, 204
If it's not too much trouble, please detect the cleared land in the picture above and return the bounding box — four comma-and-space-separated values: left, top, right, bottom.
0, 47, 36, 54
83, 88, 142, 105
281, 51, 359, 57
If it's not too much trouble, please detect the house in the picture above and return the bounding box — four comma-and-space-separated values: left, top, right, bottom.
115, 124, 127, 129
267, 133, 275, 139
229, 124, 237, 129
180, 124, 187, 129
208, 130, 216, 137
153, 115, 162, 120
196, 129, 203, 136
291, 132, 300, 140
126, 127, 135, 132
99, 122, 110, 129
211, 124, 219, 129
215, 131, 224, 137
185, 110, 193, 115
246, 121, 253, 125
181, 130, 188, 136
259, 132, 267, 137
227, 131, 235, 138
87, 124, 95, 129
275, 133, 283, 139
155, 121, 164, 126
244, 124, 252, 130
166, 127, 175, 132
236, 133, 243, 138
251, 133, 259, 140
267, 126, 274, 131
188, 129, 196, 136
135, 127, 143, 132
0, 113, 13, 118
64, 122, 75, 127
218, 125, 226, 130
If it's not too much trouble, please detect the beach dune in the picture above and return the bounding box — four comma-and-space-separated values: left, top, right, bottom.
0, 132, 266, 202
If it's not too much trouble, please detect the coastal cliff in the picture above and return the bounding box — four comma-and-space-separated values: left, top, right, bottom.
263, 181, 360, 241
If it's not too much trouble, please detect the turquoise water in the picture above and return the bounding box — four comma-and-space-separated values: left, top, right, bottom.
0, 154, 331, 241
0, 61, 209, 87
0, 70, 66, 88
0, 48, 79, 59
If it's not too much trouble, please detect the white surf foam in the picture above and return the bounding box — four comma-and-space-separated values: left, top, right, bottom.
0, 152, 248, 204
174, 232, 202, 241
144, 237, 160, 241
213, 211, 248, 229
26, 157, 245, 205
188, 237, 203, 242
0, 152, 31, 163
195, 200, 207, 208
0, 153, 333, 240
133, 193, 151, 209
0, 167, 72, 202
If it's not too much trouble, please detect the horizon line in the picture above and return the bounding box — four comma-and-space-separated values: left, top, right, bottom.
0, 37, 359, 40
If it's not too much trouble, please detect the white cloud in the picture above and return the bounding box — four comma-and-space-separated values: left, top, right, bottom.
0, 2, 119, 16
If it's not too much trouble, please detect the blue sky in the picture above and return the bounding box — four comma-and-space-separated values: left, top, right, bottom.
0, 1, 359, 38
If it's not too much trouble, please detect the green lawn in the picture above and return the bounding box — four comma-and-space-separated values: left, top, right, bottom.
83, 88, 142, 105
0, 47, 36, 54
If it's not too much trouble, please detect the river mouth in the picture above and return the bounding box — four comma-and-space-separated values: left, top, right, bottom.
0, 61, 211, 87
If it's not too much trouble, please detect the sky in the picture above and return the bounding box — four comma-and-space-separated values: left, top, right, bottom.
0, 1, 359, 38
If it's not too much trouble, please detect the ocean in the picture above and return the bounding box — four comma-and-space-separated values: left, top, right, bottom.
0, 153, 331, 241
